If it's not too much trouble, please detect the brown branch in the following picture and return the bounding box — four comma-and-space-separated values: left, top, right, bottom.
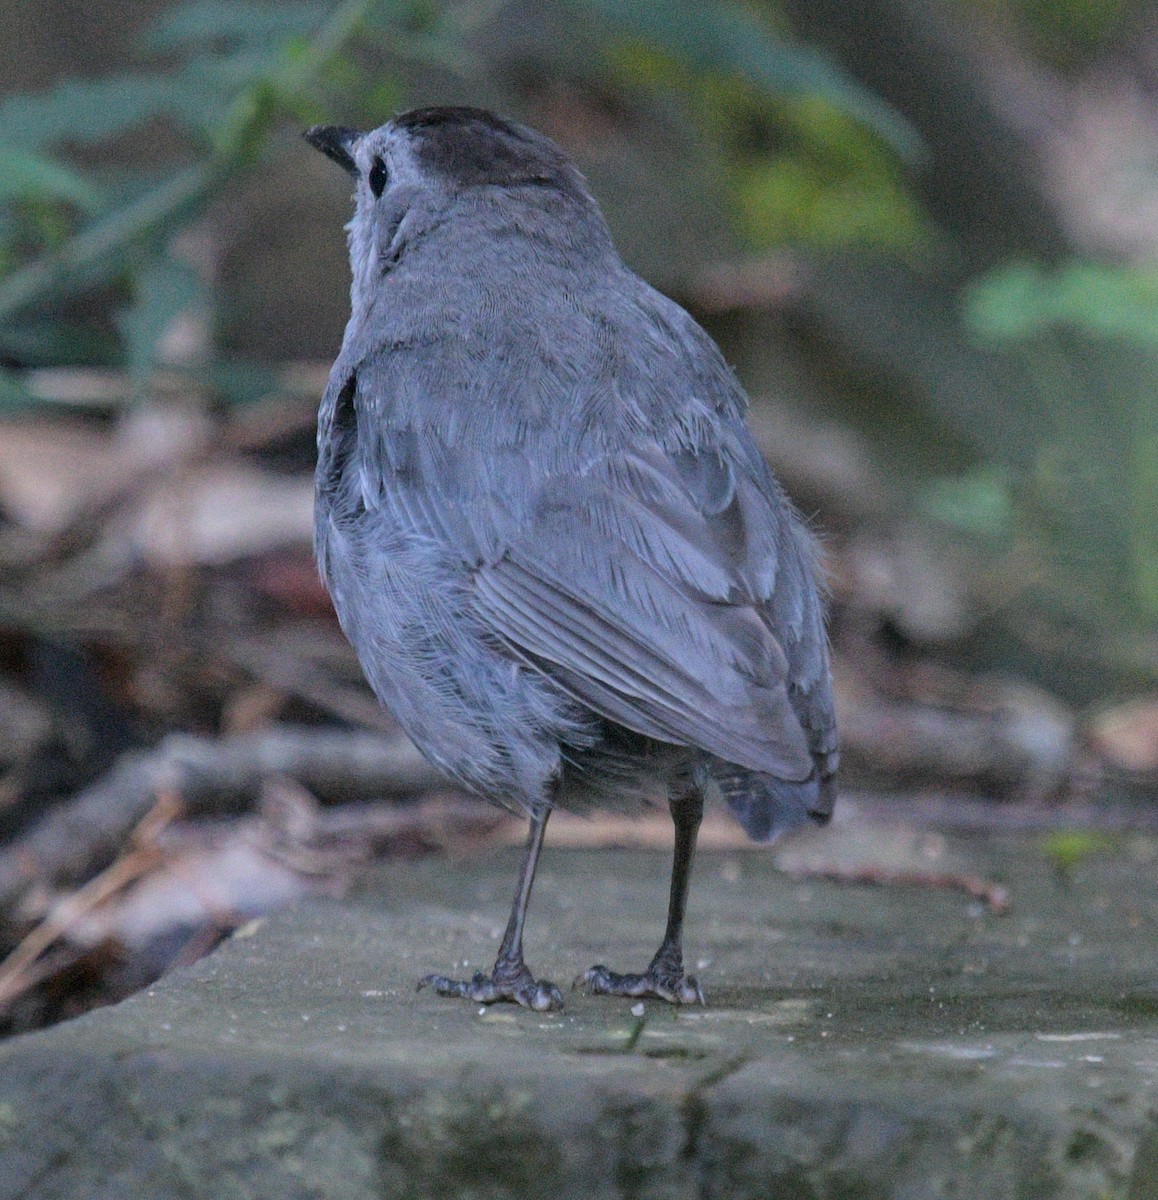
779, 862, 1010, 912
0, 792, 182, 1010
0, 726, 443, 915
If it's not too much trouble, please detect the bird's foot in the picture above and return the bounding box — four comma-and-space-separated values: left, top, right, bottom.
575, 963, 705, 1005
418, 961, 563, 1011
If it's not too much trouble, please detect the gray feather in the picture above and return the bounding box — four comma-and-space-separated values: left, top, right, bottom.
313, 108, 839, 834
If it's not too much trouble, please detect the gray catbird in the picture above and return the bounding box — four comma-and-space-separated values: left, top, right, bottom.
306, 107, 838, 1011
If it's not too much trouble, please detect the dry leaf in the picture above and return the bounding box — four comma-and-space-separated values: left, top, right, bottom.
1090, 696, 1158, 773
115, 465, 313, 567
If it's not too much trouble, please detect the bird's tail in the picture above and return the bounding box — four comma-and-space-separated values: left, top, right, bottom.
713, 764, 836, 843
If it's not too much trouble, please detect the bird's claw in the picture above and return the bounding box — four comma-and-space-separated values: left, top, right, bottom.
574, 963, 705, 1005
418, 968, 563, 1011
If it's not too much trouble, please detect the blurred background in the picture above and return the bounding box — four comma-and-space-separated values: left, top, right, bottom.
0, 0, 1155, 1033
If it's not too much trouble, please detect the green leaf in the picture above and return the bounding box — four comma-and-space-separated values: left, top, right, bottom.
1131, 383, 1158, 617
0, 144, 104, 210
965, 261, 1158, 345
1041, 830, 1112, 876
0, 162, 215, 326
919, 469, 1013, 538
143, 1, 322, 52
116, 253, 205, 396
195, 359, 283, 406
580, 0, 924, 162
732, 98, 930, 252
0, 369, 35, 410
0, 74, 209, 149
0, 320, 118, 367
0, 0, 369, 327
0, 51, 300, 155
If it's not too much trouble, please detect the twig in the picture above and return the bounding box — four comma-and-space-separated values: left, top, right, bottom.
0, 792, 182, 1010
309, 795, 513, 856
221, 635, 394, 731
0, 726, 443, 914
778, 863, 1011, 913
525, 811, 1012, 910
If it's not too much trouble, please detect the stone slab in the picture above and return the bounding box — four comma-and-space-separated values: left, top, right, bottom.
1, 824, 1157, 1198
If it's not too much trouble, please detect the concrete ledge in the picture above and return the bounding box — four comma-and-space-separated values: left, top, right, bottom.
1, 828, 1157, 1197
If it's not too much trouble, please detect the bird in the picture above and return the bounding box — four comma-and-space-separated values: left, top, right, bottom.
305, 106, 838, 1011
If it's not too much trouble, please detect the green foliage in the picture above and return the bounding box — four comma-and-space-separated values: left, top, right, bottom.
980, 0, 1133, 68
966, 261, 1158, 344
729, 95, 930, 254
918, 467, 1013, 538
117, 253, 206, 398
0, 0, 374, 406
144, 0, 323, 51
1020, 0, 1128, 49
1041, 829, 1113, 884
0, 75, 213, 148
959, 259, 1158, 636
586, 0, 923, 163
612, 40, 928, 255
957, 0, 1132, 76
0, 147, 105, 211
0, 0, 916, 406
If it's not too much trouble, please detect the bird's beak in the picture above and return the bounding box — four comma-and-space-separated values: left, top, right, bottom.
304, 125, 361, 175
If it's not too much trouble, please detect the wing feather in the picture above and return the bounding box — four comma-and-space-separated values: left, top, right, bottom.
472, 483, 815, 778
343, 326, 831, 784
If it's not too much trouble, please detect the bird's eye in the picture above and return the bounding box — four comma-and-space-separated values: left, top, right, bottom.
368, 158, 388, 198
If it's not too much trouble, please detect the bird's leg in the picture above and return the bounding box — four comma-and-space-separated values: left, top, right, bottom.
578, 786, 706, 1004
419, 805, 563, 1011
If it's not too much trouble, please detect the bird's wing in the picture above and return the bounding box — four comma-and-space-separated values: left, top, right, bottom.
467, 439, 818, 778
340, 315, 831, 782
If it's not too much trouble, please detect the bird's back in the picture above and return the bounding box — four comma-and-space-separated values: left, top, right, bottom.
316, 166, 837, 837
